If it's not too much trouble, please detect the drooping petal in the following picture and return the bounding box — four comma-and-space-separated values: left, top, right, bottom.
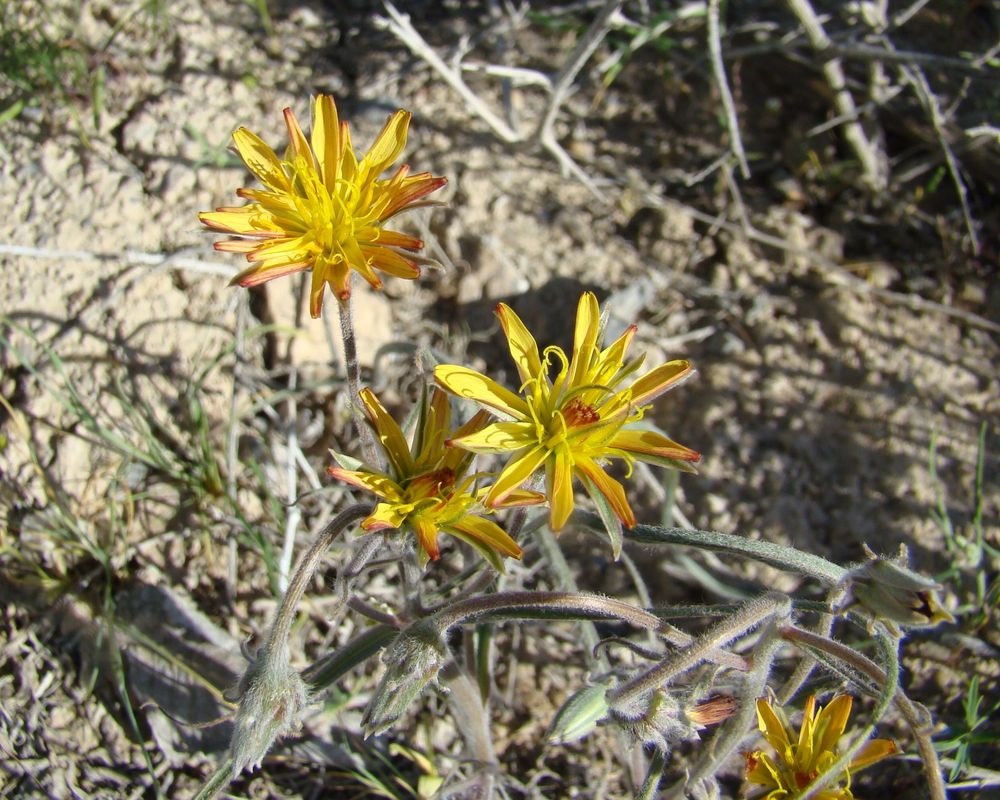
411, 517, 441, 561
484, 445, 549, 507
359, 388, 416, 477
435, 365, 529, 418
371, 228, 424, 250
575, 457, 636, 529
496, 303, 544, 386
546, 444, 576, 531
629, 360, 694, 407
213, 238, 261, 254
381, 174, 448, 219
447, 515, 522, 559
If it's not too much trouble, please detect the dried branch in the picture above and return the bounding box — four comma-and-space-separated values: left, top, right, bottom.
785, 0, 887, 190
707, 0, 750, 178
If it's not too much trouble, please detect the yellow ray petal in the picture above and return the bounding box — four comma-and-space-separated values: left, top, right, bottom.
448, 421, 532, 454
496, 303, 543, 386
489, 488, 546, 508
199, 206, 282, 236
569, 292, 601, 387
435, 365, 529, 418
371, 229, 423, 250
797, 695, 818, 767
326, 467, 403, 502
485, 445, 549, 507
609, 429, 700, 462
360, 110, 410, 183
756, 699, 791, 753
848, 738, 897, 772
360, 245, 421, 279
447, 515, 522, 559
230, 259, 311, 288
576, 457, 635, 529
629, 360, 694, 407
363, 501, 408, 531
411, 517, 441, 561
283, 106, 313, 166
546, 444, 575, 531
311, 94, 340, 186
232, 127, 290, 192
359, 388, 415, 476
744, 750, 782, 788
815, 695, 852, 758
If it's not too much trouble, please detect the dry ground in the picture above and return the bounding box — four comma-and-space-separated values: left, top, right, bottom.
1, 1, 998, 798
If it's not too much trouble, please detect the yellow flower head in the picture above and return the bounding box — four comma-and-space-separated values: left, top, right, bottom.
327, 388, 540, 568
434, 292, 700, 535
745, 695, 897, 799
199, 94, 446, 316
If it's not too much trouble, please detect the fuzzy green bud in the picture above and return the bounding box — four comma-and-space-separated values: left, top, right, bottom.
844, 544, 954, 631
362, 618, 448, 737
547, 683, 609, 744
228, 645, 310, 778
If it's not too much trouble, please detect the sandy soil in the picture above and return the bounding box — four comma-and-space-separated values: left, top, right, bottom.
1, 1, 997, 797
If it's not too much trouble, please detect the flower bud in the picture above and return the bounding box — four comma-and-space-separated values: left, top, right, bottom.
228, 646, 310, 777
844, 544, 954, 630
608, 688, 695, 752
547, 683, 609, 744
362, 619, 448, 737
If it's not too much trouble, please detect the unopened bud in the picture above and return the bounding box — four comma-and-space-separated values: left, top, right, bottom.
844, 544, 954, 630
547, 683, 609, 744
362, 618, 448, 737
228, 645, 310, 778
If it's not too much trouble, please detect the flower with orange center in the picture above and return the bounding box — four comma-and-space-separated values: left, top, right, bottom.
744, 695, 897, 799
434, 292, 700, 542
327, 387, 541, 569
199, 94, 446, 316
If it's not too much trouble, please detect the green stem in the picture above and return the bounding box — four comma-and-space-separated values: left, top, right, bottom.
262, 503, 372, 667
605, 516, 846, 584
336, 292, 380, 467
609, 593, 790, 707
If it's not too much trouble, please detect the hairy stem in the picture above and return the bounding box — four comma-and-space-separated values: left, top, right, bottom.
609, 592, 790, 707
336, 292, 380, 467
262, 503, 373, 667
613, 517, 847, 584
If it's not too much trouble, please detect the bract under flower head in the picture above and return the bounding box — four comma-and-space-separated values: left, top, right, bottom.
199, 94, 446, 316
327, 387, 539, 568
744, 695, 896, 799
434, 292, 699, 538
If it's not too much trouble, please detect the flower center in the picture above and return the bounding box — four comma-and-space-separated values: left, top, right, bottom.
561, 397, 600, 428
